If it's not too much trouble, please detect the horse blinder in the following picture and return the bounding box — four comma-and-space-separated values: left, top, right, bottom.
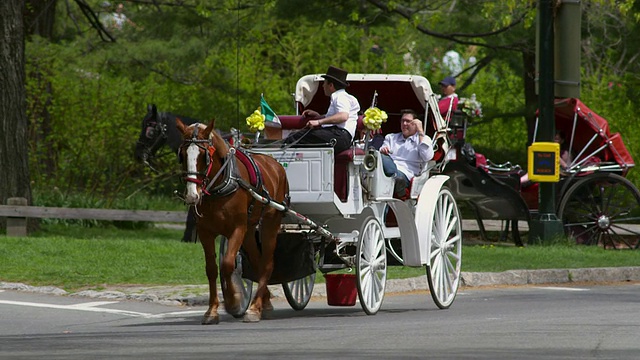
181, 138, 217, 186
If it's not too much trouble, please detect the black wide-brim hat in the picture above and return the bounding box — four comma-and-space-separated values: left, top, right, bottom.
321, 66, 349, 87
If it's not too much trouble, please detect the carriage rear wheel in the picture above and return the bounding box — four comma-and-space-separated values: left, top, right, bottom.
557, 173, 640, 249
356, 216, 387, 315
282, 272, 316, 311
426, 187, 463, 309
218, 236, 253, 317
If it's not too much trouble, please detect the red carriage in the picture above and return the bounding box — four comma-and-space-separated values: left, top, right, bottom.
445, 97, 639, 248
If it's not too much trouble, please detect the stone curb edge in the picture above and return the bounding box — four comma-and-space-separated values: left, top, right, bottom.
2, 267, 639, 307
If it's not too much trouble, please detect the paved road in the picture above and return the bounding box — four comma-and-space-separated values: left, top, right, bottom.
4, 266, 639, 307
1, 283, 639, 359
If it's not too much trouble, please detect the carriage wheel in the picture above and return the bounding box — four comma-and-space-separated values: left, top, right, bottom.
356, 216, 387, 315
557, 173, 640, 249
218, 236, 253, 318
426, 187, 463, 309
282, 272, 316, 311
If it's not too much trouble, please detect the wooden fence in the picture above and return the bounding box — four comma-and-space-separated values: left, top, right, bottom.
0, 197, 187, 237
1, 198, 520, 238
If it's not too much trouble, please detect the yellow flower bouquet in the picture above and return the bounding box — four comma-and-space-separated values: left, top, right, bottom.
363, 107, 388, 131
246, 108, 265, 133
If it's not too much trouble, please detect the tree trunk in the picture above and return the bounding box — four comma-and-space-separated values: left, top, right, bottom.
0, 0, 33, 230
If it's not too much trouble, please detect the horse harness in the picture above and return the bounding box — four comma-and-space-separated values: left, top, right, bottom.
181, 125, 269, 203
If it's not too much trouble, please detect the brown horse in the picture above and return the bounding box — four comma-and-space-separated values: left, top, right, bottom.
176, 118, 289, 323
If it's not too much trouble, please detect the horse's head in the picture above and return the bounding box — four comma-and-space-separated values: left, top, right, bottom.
134, 104, 166, 166
176, 118, 229, 204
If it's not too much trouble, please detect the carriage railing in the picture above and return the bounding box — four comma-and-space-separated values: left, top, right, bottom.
481, 160, 523, 174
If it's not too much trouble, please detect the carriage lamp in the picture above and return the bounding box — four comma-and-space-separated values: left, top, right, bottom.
527, 142, 560, 182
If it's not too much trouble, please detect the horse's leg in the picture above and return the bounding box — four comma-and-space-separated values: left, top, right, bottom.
182, 207, 198, 243
220, 227, 245, 316
240, 228, 274, 319
244, 218, 280, 323
199, 228, 220, 325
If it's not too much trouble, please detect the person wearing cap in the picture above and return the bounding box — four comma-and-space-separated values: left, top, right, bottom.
379, 109, 434, 198
284, 66, 360, 154
438, 76, 459, 119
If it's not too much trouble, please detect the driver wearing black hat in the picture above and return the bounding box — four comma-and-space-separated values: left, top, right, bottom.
284, 66, 360, 154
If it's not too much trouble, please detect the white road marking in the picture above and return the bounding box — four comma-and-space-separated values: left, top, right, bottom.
534, 286, 589, 292
0, 300, 153, 317
67, 301, 120, 308
0, 299, 209, 319
148, 310, 204, 318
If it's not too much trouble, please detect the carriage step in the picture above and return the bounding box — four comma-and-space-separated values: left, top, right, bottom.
319, 264, 351, 271
335, 231, 359, 244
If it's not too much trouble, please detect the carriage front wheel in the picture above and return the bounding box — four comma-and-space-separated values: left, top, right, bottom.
557, 172, 640, 249
218, 236, 253, 317
426, 187, 463, 309
356, 216, 387, 315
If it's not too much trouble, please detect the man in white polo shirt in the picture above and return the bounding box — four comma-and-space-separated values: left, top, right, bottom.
285, 66, 360, 154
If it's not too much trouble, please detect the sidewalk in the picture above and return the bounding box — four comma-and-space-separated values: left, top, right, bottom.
3, 266, 639, 307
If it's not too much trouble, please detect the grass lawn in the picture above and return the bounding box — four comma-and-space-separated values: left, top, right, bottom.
0, 224, 638, 292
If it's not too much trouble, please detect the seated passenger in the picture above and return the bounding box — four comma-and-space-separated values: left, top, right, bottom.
284, 65, 360, 154
438, 76, 459, 119
556, 130, 572, 170
379, 109, 434, 198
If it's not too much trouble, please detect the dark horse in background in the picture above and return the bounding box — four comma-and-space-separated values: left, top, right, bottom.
176, 119, 289, 323
134, 104, 201, 242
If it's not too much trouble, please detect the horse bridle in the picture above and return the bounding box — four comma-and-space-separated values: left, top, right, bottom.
138, 112, 169, 165
180, 125, 238, 197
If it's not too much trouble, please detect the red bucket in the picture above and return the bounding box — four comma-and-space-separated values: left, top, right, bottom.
325, 274, 357, 306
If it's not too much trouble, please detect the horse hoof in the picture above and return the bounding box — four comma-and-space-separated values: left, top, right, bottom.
224, 302, 242, 317
201, 315, 220, 325
263, 301, 274, 312
223, 292, 243, 316
243, 311, 261, 323
261, 302, 274, 319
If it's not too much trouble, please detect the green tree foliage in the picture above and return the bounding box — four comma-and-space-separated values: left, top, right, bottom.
20, 0, 640, 202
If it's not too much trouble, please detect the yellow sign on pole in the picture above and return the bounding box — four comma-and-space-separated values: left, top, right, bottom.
527, 142, 560, 182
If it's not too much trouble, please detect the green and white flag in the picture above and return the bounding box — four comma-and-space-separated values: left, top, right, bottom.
261, 94, 281, 128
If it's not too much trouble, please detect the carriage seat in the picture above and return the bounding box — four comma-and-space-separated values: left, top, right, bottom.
335, 147, 366, 202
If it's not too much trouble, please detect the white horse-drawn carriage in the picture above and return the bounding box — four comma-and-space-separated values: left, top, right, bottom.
221, 74, 463, 316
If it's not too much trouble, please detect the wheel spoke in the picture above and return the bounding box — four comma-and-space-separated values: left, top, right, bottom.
563, 219, 596, 227
605, 228, 635, 249
443, 256, 455, 291
610, 223, 640, 236
444, 213, 458, 240
438, 257, 449, 300
445, 233, 461, 248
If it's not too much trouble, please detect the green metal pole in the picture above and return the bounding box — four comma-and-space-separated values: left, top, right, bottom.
554, 0, 582, 99
530, 0, 564, 243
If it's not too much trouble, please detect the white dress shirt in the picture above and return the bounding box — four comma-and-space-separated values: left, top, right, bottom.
382, 132, 434, 180
323, 89, 360, 139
